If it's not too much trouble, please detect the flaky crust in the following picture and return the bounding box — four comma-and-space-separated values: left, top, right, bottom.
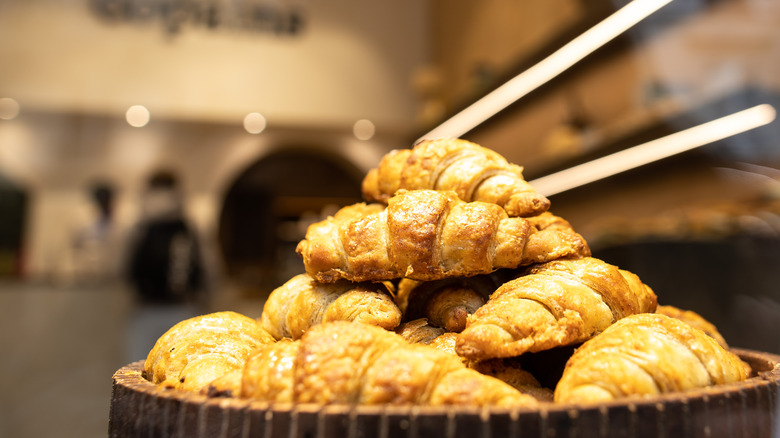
396, 274, 503, 332
296, 189, 590, 283
396, 319, 553, 402
241, 321, 540, 407
362, 138, 550, 217
469, 359, 554, 402
241, 339, 299, 402
456, 257, 657, 360
395, 318, 447, 345
259, 273, 401, 340
144, 311, 274, 391
553, 313, 751, 403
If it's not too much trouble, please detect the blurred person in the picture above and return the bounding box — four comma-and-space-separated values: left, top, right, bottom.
61, 181, 122, 285
124, 170, 206, 362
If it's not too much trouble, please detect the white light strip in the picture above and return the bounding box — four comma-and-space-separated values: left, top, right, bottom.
419, 0, 674, 142
528, 104, 777, 197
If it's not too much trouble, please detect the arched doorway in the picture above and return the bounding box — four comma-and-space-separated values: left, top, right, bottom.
218, 147, 364, 296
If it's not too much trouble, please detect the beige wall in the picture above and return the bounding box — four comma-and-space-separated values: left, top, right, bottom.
429, 0, 583, 108
0, 0, 429, 128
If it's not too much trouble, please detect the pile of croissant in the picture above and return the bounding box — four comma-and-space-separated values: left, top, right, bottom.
144, 138, 751, 407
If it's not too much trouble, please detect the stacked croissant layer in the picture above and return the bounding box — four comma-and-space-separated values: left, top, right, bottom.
144, 138, 750, 406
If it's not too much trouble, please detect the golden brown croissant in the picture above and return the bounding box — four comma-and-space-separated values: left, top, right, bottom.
296, 189, 590, 283
241, 339, 300, 402
259, 273, 401, 340
396, 276, 496, 332
203, 370, 243, 397
395, 318, 447, 345
241, 321, 540, 407
396, 266, 567, 333
554, 313, 751, 403
361, 138, 550, 217
470, 359, 554, 402
456, 257, 657, 360
656, 304, 729, 348
144, 311, 274, 392
396, 319, 553, 401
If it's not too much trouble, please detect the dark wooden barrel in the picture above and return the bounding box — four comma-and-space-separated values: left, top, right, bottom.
109, 348, 780, 438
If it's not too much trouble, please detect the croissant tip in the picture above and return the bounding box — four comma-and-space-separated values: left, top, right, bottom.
444, 307, 469, 333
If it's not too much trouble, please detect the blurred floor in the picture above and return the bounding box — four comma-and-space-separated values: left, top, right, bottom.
0, 281, 132, 438
0, 279, 264, 438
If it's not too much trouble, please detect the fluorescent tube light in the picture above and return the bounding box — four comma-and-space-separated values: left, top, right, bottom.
528, 104, 777, 196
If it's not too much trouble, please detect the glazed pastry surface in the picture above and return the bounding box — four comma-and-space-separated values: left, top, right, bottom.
296, 189, 589, 283
396, 319, 553, 402
395, 318, 447, 345
396, 275, 499, 332
241, 321, 540, 407
260, 273, 401, 340
241, 339, 300, 402
361, 138, 550, 217
456, 257, 657, 360
144, 311, 274, 391
554, 313, 751, 403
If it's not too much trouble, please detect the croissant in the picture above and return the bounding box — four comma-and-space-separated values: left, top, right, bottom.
296, 189, 590, 283
241, 339, 300, 402
203, 369, 243, 397
361, 138, 550, 217
241, 321, 540, 407
396, 319, 553, 401
395, 267, 525, 333
656, 304, 728, 348
554, 313, 751, 403
395, 318, 447, 345
456, 257, 657, 360
396, 276, 494, 332
144, 311, 274, 392
470, 359, 554, 402
259, 273, 401, 340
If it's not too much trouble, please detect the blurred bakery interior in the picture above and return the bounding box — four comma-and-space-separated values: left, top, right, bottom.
1, 0, 780, 436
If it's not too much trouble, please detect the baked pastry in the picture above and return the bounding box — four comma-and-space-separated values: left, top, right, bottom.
396, 319, 553, 401
656, 304, 728, 348
361, 138, 550, 217
241, 339, 299, 402
395, 318, 447, 345
259, 273, 401, 340
554, 313, 751, 403
456, 257, 657, 360
203, 369, 243, 397
396, 319, 465, 361
144, 311, 274, 392
240, 321, 540, 407
470, 359, 554, 402
296, 189, 589, 283
396, 275, 498, 332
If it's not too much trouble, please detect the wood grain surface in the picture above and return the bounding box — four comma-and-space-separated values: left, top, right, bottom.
109, 348, 780, 438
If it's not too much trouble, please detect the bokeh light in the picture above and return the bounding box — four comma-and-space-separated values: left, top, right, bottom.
0, 97, 20, 120
243, 112, 267, 134
126, 105, 150, 127
353, 119, 375, 140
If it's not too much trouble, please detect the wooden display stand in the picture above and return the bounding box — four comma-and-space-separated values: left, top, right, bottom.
110, 349, 780, 438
